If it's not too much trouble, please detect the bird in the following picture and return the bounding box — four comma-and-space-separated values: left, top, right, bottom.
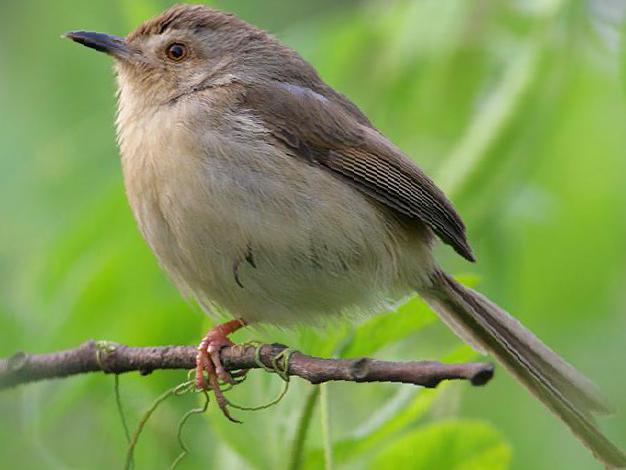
65, 4, 626, 467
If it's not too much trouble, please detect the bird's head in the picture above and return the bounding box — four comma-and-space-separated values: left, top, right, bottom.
65, 4, 286, 107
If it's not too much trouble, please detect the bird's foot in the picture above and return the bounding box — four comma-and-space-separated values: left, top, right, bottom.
195, 318, 247, 422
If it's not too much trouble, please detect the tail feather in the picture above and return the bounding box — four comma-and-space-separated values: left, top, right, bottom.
421, 270, 626, 469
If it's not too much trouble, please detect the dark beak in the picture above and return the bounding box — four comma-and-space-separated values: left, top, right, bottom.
64, 31, 131, 59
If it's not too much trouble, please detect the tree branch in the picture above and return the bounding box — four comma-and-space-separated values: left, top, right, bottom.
0, 340, 494, 390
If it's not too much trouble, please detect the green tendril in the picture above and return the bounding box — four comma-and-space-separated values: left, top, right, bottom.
227, 346, 294, 411
121, 344, 296, 468
272, 348, 294, 382
95, 340, 118, 372
227, 377, 291, 411
120, 375, 206, 470
114, 376, 133, 469
168, 389, 210, 470
253, 345, 277, 374
125, 384, 179, 470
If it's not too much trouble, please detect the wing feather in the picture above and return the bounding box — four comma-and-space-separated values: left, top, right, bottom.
240, 81, 475, 261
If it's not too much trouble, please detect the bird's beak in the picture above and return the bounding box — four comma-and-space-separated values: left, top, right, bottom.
64, 31, 132, 60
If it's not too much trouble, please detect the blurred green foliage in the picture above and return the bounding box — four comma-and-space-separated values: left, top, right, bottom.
1, 1, 625, 469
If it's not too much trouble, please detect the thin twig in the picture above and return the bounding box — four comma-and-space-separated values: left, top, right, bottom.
0, 340, 495, 391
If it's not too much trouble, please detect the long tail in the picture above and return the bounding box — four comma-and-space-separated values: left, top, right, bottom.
420, 270, 626, 469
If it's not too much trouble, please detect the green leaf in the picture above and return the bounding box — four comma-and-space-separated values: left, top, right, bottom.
341, 275, 480, 358
205, 374, 320, 470
303, 387, 439, 469
370, 420, 511, 470
340, 295, 437, 358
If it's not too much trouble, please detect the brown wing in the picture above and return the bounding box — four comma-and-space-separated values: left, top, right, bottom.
240, 81, 475, 262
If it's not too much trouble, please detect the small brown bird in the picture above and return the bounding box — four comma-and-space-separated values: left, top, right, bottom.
65, 4, 625, 467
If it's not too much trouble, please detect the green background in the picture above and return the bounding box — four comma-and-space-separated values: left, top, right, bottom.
1, 0, 625, 469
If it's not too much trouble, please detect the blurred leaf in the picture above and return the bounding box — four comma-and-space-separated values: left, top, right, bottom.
303, 344, 482, 468
437, 37, 542, 200
341, 275, 479, 358
304, 388, 439, 469
205, 374, 317, 470
370, 420, 511, 470
340, 296, 437, 358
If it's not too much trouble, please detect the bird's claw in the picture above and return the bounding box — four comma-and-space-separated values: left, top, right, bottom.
194, 319, 247, 421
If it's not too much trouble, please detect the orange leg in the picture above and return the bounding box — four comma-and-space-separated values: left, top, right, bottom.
195, 318, 247, 421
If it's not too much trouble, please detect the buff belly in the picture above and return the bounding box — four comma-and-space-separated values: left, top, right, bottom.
119, 105, 434, 326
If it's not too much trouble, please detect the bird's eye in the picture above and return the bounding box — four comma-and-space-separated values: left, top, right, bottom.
166, 43, 188, 61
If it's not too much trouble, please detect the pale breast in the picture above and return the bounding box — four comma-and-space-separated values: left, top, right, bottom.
116, 88, 433, 326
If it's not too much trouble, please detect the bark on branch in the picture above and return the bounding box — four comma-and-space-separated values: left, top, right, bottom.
0, 340, 494, 390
